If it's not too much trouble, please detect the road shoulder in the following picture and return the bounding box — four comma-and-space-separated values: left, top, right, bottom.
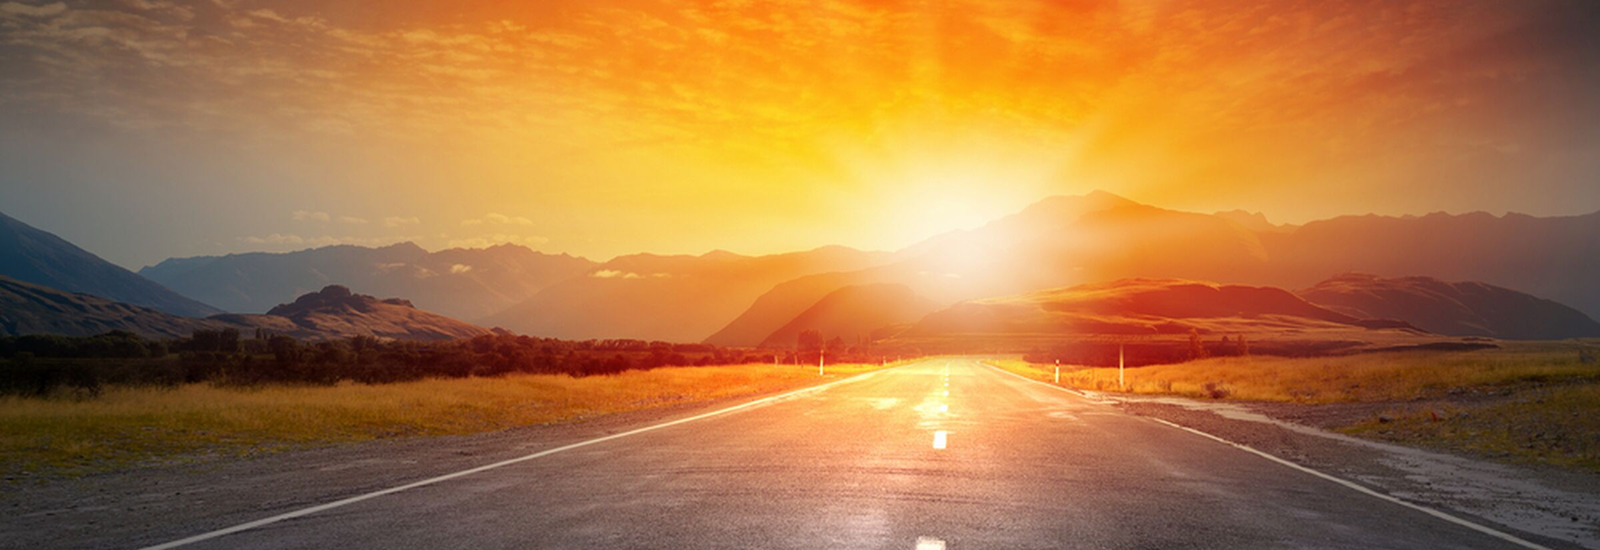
1115, 396, 1600, 549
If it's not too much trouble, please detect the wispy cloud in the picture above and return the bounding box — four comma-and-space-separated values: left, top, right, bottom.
462, 213, 533, 226
383, 216, 420, 228
590, 269, 669, 279
0, 2, 65, 17
238, 233, 416, 248
444, 233, 549, 249
291, 210, 330, 222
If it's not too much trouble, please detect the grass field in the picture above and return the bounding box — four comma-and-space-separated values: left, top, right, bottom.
0, 361, 896, 479
989, 344, 1600, 470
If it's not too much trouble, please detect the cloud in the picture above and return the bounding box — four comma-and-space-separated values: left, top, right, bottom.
238, 234, 418, 249
449, 263, 473, 274
338, 216, 368, 224
239, 233, 310, 245
590, 269, 640, 279
384, 216, 421, 227
486, 213, 534, 225
462, 213, 534, 226
0, 2, 65, 17
589, 269, 668, 279
292, 210, 331, 222
444, 233, 550, 249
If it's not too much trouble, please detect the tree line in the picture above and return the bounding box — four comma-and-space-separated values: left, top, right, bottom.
0, 330, 780, 398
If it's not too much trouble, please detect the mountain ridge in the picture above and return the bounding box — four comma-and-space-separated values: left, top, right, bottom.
0, 211, 221, 317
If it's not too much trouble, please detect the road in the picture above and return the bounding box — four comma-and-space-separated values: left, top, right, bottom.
139, 358, 1539, 549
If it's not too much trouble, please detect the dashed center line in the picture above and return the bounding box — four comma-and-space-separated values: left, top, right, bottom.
933, 430, 948, 449
916, 536, 947, 550
939, 404, 948, 413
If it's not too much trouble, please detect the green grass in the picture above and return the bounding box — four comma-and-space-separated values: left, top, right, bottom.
0, 362, 895, 479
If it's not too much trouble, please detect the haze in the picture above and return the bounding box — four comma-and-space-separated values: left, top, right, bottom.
3, 0, 1600, 269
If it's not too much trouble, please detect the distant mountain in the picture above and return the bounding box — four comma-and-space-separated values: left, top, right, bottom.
1, 276, 487, 342
757, 283, 938, 348
141, 243, 595, 319
708, 191, 1271, 346
0, 275, 216, 339
0, 211, 220, 317
1258, 210, 1600, 319
1213, 210, 1288, 233
212, 285, 490, 342
893, 278, 1434, 360
715, 193, 1600, 346
484, 246, 895, 342
1299, 273, 1600, 340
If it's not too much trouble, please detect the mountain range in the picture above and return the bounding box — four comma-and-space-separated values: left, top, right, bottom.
1, 211, 219, 317
711, 192, 1600, 346
0, 212, 492, 341
1299, 273, 1600, 340
480, 246, 894, 342
0, 275, 216, 339
139, 242, 594, 321
5, 190, 1598, 347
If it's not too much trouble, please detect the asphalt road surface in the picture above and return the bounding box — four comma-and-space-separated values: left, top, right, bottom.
141, 358, 1542, 549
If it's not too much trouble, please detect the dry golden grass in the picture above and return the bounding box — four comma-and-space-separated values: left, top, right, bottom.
989, 344, 1600, 470
989, 346, 1599, 403
0, 362, 895, 478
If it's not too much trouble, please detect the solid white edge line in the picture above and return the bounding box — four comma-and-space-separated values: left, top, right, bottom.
980, 362, 1552, 550
139, 364, 904, 550
1146, 418, 1550, 550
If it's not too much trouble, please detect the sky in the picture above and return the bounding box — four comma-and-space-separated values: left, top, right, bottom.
2, 0, 1599, 269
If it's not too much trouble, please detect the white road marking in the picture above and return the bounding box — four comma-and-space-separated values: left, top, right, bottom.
916, 536, 947, 550
939, 404, 948, 413
943, 390, 949, 397
1147, 418, 1551, 550
933, 430, 948, 449
981, 362, 1553, 550
138, 365, 904, 550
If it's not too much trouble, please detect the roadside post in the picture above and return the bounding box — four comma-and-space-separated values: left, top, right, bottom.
1054, 359, 1060, 384
1118, 343, 1125, 390
819, 348, 825, 376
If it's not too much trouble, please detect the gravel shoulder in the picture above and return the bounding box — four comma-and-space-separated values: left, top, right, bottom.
1108, 392, 1600, 549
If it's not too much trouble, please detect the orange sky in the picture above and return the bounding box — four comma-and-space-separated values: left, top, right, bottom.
2, 0, 1598, 267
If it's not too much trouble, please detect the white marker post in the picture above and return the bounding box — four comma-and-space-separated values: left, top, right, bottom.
819, 348, 825, 376
1118, 343, 1125, 390
1054, 359, 1060, 384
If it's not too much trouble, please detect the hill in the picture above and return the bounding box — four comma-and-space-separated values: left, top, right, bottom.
484, 246, 894, 342
893, 278, 1435, 359
708, 191, 1269, 346
0, 275, 216, 339
213, 285, 490, 342
757, 284, 937, 348
715, 193, 1600, 346
0, 211, 219, 317
1259, 210, 1600, 319
907, 278, 1397, 337
140, 243, 594, 319
1298, 273, 1600, 340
